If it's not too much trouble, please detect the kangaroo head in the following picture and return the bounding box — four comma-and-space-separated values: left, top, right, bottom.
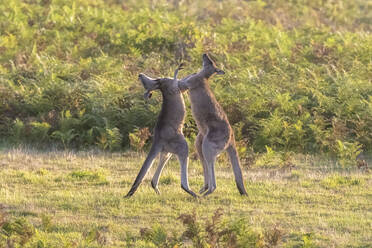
139, 64, 184, 99
202, 53, 225, 78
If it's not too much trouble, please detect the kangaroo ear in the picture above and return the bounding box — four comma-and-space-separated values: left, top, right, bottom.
202, 53, 214, 67
139, 73, 160, 91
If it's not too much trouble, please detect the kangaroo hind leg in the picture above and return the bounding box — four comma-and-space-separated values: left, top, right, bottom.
125, 144, 162, 197
195, 133, 209, 194
174, 137, 197, 198
151, 152, 172, 194
201, 137, 219, 197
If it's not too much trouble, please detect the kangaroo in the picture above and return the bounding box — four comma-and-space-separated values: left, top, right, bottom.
178, 54, 248, 196
126, 64, 197, 198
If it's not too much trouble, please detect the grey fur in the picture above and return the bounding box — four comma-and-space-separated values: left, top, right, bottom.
179, 54, 248, 196
126, 64, 197, 198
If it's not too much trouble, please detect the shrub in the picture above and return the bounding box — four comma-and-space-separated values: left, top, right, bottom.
128, 127, 151, 152
130, 208, 284, 248
51, 129, 77, 149
95, 127, 122, 151
29, 121, 51, 143
0, 211, 35, 247
333, 140, 363, 168
10, 119, 26, 143
253, 146, 294, 169
0, 0, 370, 154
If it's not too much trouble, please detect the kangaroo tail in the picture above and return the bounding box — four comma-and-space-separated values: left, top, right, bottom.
226, 145, 248, 195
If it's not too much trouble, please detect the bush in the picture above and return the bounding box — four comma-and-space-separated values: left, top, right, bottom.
29, 121, 51, 143
128, 208, 284, 248
333, 140, 362, 168
0, 0, 370, 154
0, 211, 35, 247
10, 119, 26, 143
253, 146, 294, 169
129, 127, 151, 152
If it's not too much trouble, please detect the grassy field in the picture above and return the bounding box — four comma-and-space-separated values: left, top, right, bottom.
0, 147, 371, 247
1, 0, 371, 247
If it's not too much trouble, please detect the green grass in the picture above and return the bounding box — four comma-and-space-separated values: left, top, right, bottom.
0, 147, 371, 247
0, 0, 371, 246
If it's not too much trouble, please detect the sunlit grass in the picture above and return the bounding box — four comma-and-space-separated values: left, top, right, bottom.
0, 147, 371, 247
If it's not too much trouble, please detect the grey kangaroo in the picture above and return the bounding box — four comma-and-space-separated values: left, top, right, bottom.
126, 64, 197, 198
179, 54, 248, 196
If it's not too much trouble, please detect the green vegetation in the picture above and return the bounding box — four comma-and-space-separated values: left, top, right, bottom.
0, 0, 371, 247
0, 148, 371, 247
0, 0, 371, 159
